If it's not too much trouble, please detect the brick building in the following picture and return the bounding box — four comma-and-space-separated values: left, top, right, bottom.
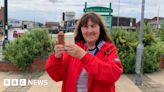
45, 22, 60, 34
137, 17, 164, 30
148, 17, 164, 30
112, 16, 136, 31
0, 6, 4, 33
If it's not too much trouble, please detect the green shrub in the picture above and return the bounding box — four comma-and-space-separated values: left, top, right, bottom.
159, 30, 164, 42
3, 28, 54, 71
111, 29, 137, 73
143, 40, 164, 73
143, 25, 156, 46
111, 29, 164, 73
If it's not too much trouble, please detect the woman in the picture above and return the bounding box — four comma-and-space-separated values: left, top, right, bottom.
45, 12, 122, 92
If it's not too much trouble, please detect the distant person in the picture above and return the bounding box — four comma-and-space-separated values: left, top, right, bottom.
46, 12, 122, 92
13, 31, 17, 38
2, 36, 8, 49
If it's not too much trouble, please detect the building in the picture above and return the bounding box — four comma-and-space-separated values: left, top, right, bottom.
22, 21, 35, 29
8, 19, 36, 29
136, 18, 152, 28
8, 19, 22, 28
137, 17, 164, 30
8, 19, 43, 30
64, 19, 78, 32
63, 12, 75, 21
45, 22, 60, 29
0, 6, 4, 33
45, 22, 60, 34
61, 12, 76, 32
62, 16, 137, 32
112, 16, 136, 31
148, 17, 164, 30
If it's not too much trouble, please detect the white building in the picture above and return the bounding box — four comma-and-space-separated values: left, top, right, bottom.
22, 21, 35, 29
8, 19, 37, 29
8, 19, 22, 28
64, 12, 75, 21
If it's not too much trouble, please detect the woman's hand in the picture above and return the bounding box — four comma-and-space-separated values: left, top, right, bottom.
54, 44, 65, 58
65, 44, 86, 59
54, 31, 65, 58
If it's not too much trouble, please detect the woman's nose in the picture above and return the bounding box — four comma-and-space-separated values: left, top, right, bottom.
87, 26, 92, 32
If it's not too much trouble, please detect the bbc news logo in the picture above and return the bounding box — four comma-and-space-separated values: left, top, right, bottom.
3, 79, 48, 86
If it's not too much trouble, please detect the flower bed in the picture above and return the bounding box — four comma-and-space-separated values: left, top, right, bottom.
0, 57, 47, 72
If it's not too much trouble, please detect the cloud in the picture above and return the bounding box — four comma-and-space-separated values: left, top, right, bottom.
0, 0, 164, 23
49, 0, 63, 3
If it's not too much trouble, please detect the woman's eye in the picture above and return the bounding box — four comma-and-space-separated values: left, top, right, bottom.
82, 26, 87, 29
91, 25, 96, 28
85, 26, 88, 28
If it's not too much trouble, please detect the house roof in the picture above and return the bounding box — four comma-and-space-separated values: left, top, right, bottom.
45, 22, 60, 27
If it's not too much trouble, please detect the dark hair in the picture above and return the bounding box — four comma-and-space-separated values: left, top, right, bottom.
75, 12, 112, 43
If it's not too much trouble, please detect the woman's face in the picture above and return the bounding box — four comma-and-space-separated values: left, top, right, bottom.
81, 20, 100, 44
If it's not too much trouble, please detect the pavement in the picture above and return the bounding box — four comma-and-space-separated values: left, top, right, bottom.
0, 69, 164, 92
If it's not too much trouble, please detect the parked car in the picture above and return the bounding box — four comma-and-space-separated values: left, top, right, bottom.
13, 29, 28, 37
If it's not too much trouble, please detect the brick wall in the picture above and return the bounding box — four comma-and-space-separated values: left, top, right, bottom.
0, 7, 4, 21
0, 7, 4, 33
0, 57, 47, 72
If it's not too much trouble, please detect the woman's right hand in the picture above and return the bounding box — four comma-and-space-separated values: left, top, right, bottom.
54, 31, 65, 58
54, 44, 65, 58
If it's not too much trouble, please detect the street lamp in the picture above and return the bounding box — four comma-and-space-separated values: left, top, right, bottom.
117, 0, 120, 29
135, 0, 145, 86
2, 0, 8, 49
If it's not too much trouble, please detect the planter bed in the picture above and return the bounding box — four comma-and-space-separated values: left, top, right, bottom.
0, 57, 47, 72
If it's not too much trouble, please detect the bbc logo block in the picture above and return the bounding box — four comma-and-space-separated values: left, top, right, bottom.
20, 79, 26, 86
4, 79, 10, 86
3, 79, 48, 86
3, 79, 27, 86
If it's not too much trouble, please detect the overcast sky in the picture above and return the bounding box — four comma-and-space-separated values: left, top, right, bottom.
0, 0, 164, 23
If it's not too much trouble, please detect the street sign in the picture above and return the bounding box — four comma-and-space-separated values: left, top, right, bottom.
83, 2, 113, 31
83, 7, 113, 13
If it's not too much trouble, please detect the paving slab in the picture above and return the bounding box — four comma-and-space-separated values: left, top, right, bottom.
0, 72, 11, 92
116, 75, 142, 92
146, 69, 164, 85
28, 72, 62, 92
28, 73, 141, 92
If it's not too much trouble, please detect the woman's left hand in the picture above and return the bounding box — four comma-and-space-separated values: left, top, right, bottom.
65, 44, 86, 59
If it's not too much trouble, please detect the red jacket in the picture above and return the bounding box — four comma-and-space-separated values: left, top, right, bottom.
45, 41, 122, 92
